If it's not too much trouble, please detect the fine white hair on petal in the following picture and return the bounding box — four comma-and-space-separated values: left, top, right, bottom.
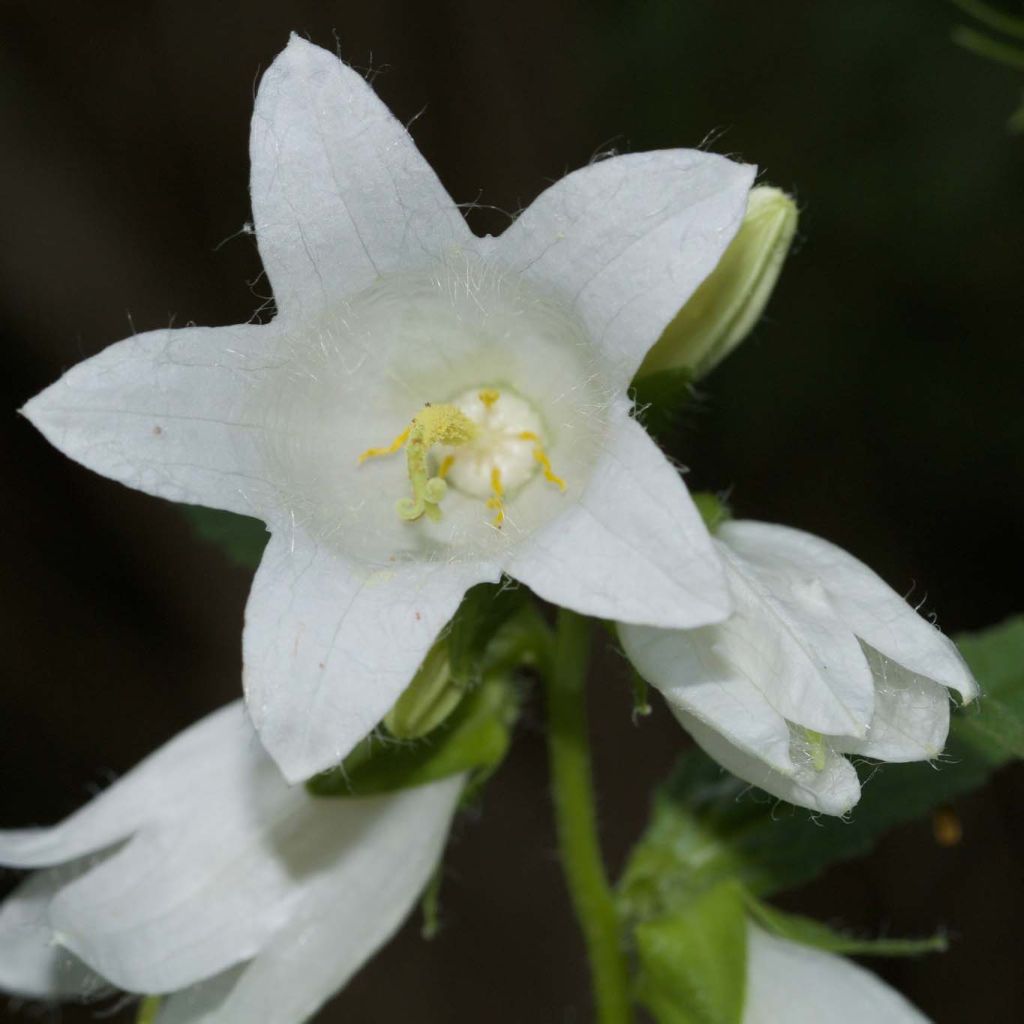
250, 35, 473, 320
494, 149, 757, 388
253, 250, 617, 565
832, 644, 950, 763
0, 703, 464, 1006
719, 520, 978, 702
743, 924, 932, 1023
20, 323, 285, 521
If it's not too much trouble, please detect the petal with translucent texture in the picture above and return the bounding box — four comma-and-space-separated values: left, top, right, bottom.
251, 36, 471, 319
244, 529, 498, 782
832, 645, 950, 762
21, 324, 282, 519
0, 866, 105, 1000
716, 543, 875, 737
721, 521, 977, 702
494, 150, 755, 385
679, 710, 860, 816
743, 924, 931, 1023
505, 412, 729, 628
155, 777, 462, 1023
619, 621, 793, 774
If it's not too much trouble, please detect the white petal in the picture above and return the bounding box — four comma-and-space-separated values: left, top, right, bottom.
493, 150, 755, 385
678, 709, 861, 816
251, 35, 471, 319
717, 542, 876, 737
833, 645, 950, 762
0, 866, 106, 999
244, 528, 497, 782
721, 521, 978, 702
21, 323, 282, 519
744, 924, 931, 1024
155, 777, 462, 1024
0, 705, 251, 868
619, 622, 794, 774
504, 412, 730, 628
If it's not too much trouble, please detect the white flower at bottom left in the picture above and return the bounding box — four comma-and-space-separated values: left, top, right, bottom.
0, 703, 462, 1023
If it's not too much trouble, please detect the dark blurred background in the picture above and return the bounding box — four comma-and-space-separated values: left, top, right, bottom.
1, 1, 1022, 1021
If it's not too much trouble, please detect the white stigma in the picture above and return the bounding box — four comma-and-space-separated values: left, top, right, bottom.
443, 388, 545, 499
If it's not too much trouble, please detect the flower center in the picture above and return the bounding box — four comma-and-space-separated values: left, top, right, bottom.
358, 386, 565, 527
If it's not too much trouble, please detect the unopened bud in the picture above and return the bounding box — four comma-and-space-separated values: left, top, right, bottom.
384, 641, 464, 739
639, 186, 798, 379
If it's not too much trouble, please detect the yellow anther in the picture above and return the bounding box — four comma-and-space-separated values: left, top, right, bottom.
358, 426, 410, 464
358, 403, 479, 523
437, 454, 455, 480
520, 432, 566, 492
479, 388, 500, 408
485, 466, 506, 528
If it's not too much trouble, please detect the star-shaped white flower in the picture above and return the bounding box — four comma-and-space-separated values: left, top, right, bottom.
23, 35, 755, 781
619, 520, 978, 815
0, 704, 461, 1022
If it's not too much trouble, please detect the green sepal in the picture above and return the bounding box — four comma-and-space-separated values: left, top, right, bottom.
306, 673, 516, 798
183, 506, 268, 569
633, 881, 748, 1024
744, 898, 947, 958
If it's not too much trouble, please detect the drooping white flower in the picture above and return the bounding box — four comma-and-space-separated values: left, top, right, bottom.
23, 35, 756, 782
743, 925, 931, 1023
619, 519, 978, 815
0, 703, 462, 1022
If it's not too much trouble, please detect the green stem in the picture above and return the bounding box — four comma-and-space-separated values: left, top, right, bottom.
543, 609, 633, 1024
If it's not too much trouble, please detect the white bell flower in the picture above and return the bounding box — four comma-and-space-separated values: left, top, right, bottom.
22, 35, 756, 782
744, 925, 930, 1023
0, 703, 461, 1022
619, 520, 978, 815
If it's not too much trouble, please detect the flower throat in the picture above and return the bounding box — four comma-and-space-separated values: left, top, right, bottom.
358, 387, 565, 527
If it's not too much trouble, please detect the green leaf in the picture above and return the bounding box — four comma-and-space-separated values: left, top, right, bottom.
745, 899, 947, 958
183, 506, 268, 568
620, 617, 1024, 910
306, 674, 515, 798
634, 882, 748, 1024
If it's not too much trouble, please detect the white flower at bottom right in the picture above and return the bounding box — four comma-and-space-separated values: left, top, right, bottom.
619, 520, 978, 815
744, 925, 930, 1023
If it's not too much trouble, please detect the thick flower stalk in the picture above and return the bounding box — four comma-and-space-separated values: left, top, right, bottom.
22, 35, 756, 782
0, 704, 461, 1022
619, 520, 978, 814
743, 925, 929, 1023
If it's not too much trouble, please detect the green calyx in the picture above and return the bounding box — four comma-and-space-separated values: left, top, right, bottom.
638, 186, 798, 380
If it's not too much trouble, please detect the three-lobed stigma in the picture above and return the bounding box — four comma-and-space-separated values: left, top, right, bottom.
358, 387, 565, 527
